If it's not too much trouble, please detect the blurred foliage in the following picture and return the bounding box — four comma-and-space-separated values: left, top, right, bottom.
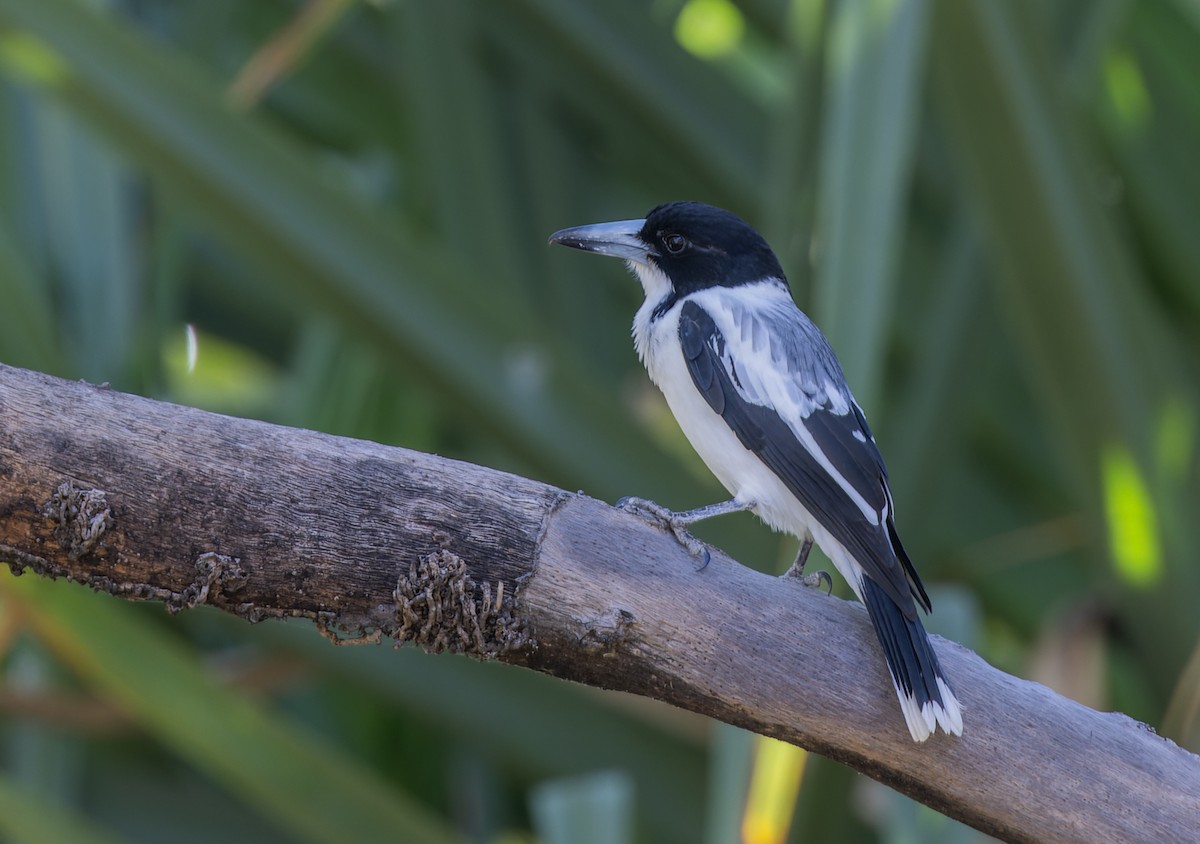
0, 0, 1197, 841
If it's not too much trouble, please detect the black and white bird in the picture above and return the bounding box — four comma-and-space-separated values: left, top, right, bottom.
549, 201, 962, 742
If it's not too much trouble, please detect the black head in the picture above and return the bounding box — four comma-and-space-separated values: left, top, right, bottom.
549, 201, 787, 297
636, 201, 786, 294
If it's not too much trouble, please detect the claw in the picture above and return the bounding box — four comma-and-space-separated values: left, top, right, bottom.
784, 536, 828, 589
799, 569, 833, 594
618, 496, 712, 569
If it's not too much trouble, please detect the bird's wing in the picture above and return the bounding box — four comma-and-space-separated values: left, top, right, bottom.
679, 293, 930, 615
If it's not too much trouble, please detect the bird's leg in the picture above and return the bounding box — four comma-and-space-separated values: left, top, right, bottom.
784, 535, 832, 593
791, 535, 813, 572
616, 497, 754, 569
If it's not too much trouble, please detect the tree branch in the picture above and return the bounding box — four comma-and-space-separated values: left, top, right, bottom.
0, 362, 1195, 842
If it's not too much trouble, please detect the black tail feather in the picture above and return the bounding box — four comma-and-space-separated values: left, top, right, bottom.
861, 577, 962, 740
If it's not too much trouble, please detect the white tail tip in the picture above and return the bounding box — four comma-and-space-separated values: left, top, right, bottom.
896, 678, 963, 742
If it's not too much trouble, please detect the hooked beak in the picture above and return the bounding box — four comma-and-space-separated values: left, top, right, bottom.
548, 218, 655, 264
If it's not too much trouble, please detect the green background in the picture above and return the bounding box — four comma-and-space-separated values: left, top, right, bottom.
0, 0, 1197, 841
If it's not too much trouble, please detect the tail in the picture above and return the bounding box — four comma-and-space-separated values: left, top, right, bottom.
861, 577, 963, 742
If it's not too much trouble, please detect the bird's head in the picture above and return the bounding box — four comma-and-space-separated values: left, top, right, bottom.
549, 201, 787, 303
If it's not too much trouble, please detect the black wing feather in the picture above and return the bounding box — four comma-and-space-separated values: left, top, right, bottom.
679, 300, 928, 617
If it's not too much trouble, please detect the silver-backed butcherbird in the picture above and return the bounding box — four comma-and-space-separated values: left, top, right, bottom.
549, 201, 962, 742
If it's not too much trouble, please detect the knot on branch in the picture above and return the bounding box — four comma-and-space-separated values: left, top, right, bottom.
393, 550, 529, 657
579, 607, 637, 657
45, 481, 113, 560
172, 552, 247, 614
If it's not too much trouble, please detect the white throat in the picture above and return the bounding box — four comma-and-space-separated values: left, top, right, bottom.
627, 259, 676, 365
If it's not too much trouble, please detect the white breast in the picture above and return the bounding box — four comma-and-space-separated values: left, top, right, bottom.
632, 291, 811, 539
630, 277, 869, 600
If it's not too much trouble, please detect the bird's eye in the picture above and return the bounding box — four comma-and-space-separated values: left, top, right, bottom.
663, 233, 689, 255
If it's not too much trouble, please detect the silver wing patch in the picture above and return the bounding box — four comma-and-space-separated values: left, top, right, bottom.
700, 286, 886, 526
680, 288, 931, 615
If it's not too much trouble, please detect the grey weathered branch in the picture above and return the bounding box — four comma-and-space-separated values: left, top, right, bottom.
0, 362, 1196, 842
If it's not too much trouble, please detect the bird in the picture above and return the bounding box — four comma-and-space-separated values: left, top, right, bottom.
548, 201, 962, 742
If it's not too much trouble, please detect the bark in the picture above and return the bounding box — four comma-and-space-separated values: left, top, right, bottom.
0, 362, 1196, 842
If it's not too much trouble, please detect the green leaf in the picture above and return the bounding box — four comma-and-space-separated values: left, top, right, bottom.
703, 724, 753, 844
0, 773, 130, 844
258, 621, 707, 844
1097, 2, 1200, 320
930, 0, 1198, 687
930, 0, 1161, 474
530, 770, 634, 844
10, 576, 459, 844
813, 0, 931, 406
0, 221, 60, 373
0, 0, 696, 502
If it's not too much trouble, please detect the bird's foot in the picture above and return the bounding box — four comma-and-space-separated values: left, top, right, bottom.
783, 536, 831, 593
796, 569, 833, 594
617, 496, 711, 569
